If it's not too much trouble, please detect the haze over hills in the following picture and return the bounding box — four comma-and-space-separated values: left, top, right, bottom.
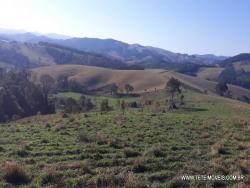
0, 29, 227, 67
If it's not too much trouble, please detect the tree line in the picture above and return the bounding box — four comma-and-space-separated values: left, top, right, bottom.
0, 69, 54, 122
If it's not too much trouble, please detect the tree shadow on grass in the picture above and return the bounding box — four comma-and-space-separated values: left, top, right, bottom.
182, 107, 208, 112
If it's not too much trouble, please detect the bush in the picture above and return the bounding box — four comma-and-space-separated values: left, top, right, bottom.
2, 161, 30, 185
108, 138, 126, 149
16, 148, 29, 157
79, 131, 92, 143
128, 101, 138, 108
211, 143, 225, 156
0, 146, 4, 152
145, 144, 165, 157
132, 157, 149, 173
40, 168, 62, 186
124, 148, 141, 158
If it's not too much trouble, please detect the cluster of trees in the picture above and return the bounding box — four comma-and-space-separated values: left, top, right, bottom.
110, 83, 134, 96
0, 69, 54, 122
174, 63, 211, 76
56, 95, 94, 113
219, 66, 250, 89
215, 82, 231, 97
37, 74, 87, 94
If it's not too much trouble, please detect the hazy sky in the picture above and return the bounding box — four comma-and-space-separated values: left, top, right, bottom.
0, 0, 249, 56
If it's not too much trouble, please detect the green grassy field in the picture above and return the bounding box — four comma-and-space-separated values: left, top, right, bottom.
0, 91, 249, 187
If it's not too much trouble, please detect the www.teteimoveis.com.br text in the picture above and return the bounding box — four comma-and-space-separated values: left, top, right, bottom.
181, 175, 245, 181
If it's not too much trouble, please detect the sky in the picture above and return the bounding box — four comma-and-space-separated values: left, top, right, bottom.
0, 0, 249, 56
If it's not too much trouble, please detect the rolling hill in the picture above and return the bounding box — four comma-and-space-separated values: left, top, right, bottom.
32, 64, 250, 100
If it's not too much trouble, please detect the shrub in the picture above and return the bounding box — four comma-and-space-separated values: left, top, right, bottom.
124, 148, 141, 158
211, 143, 224, 156
41, 138, 49, 144
0, 146, 4, 152
79, 131, 92, 143
61, 113, 69, 118
16, 148, 29, 157
145, 144, 165, 157
108, 138, 126, 149
95, 133, 108, 145
132, 157, 149, 173
128, 101, 138, 108
2, 161, 30, 185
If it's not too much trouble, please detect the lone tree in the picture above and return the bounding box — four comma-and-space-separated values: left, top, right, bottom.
110, 84, 119, 96
166, 77, 182, 110
216, 82, 231, 97
120, 100, 126, 115
124, 84, 134, 95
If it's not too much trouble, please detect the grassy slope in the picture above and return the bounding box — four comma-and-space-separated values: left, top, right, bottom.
196, 67, 224, 81
0, 91, 249, 187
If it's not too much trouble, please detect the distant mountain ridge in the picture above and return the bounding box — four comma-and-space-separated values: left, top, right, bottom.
53, 37, 228, 66
0, 29, 228, 68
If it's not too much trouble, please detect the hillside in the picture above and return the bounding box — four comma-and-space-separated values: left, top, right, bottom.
32, 64, 250, 100
220, 53, 250, 67
0, 40, 126, 69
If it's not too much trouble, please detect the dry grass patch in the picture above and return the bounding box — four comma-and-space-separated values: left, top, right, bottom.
96, 169, 146, 188
2, 161, 30, 185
